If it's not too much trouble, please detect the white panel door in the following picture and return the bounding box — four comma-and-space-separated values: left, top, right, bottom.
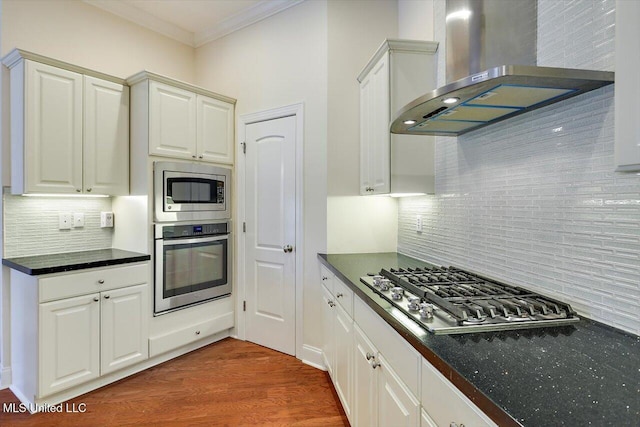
322, 285, 335, 376
334, 303, 354, 422
245, 115, 296, 355
84, 76, 130, 195
25, 60, 83, 193
370, 52, 390, 194
39, 293, 100, 397
149, 80, 197, 159
359, 73, 373, 195
378, 353, 420, 427
197, 95, 234, 164
354, 324, 378, 427
101, 284, 149, 375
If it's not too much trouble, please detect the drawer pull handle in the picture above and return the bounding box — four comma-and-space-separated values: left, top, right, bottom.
195, 330, 201, 335
104, 295, 110, 299
98, 279, 105, 284
93, 297, 99, 302
336, 293, 343, 298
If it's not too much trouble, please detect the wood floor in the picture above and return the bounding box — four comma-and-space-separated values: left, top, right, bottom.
0, 338, 348, 426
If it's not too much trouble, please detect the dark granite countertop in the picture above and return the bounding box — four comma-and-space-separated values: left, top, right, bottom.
3, 249, 150, 275
318, 252, 640, 427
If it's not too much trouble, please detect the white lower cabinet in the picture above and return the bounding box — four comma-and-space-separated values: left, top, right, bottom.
378, 353, 421, 427
39, 293, 101, 396
322, 285, 335, 377
354, 324, 378, 427
11, 263, 149, 403
421, 359, 497, 427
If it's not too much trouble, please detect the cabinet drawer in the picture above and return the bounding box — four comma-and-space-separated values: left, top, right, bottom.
39, 263, 149, 303
334, 277, 353, 317
320, 264, 334, 294
354, 297, 420, 396
148, 311, 234, 357
421, 359, 496, 427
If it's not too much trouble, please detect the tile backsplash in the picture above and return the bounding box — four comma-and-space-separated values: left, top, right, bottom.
398, 0, 640, 335
3, 192, 113, 257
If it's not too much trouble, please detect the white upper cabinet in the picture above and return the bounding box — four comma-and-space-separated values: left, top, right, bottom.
129, 71, 236, 165
84, 76, 130, 195
614, 0, 640, 171
149, 80, 197, 159
3, 49, 129, 195
197, 95, 235, 163
358, 39, 438, 196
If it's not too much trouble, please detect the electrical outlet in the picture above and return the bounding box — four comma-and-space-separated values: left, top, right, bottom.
416, 215, 423, 233
73, 213, 85, 228
59, 213, 72, 230
100, 212, 114, 228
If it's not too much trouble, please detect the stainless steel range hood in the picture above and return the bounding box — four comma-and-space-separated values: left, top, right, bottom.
391, 0, 614, 137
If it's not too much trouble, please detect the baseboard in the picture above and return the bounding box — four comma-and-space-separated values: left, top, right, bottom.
300, 344, 325, 371
1, 366, 12, 389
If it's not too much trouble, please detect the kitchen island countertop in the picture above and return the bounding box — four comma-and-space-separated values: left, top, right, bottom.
3, 248, 150, 275
319, 252, 640, 427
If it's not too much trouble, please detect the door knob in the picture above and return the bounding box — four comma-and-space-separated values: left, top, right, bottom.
283, 245, 293, 253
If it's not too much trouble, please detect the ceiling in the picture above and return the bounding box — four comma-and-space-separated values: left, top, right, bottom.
84, 0, 305, 48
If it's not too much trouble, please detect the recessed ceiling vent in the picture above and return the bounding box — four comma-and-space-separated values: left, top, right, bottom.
391, 0, 614, 137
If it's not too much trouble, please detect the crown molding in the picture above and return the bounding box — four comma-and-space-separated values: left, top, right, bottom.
83, 0, 195, 47
194, 0, 305, 47
84, 0, 305, 49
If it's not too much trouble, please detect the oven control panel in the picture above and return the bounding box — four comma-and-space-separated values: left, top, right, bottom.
160, 221, 230, 238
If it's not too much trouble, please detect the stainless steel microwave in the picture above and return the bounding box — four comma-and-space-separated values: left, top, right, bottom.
154, 161, 231, 222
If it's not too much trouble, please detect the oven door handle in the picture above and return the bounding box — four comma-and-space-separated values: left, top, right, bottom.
163, 234, 229, 246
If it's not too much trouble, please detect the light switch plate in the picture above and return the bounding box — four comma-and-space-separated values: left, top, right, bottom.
73, 213, 85, 228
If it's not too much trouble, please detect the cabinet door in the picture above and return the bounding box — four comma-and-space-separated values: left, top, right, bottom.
359, 53, 390, 195
354, 324, 378, 427
101, 284, 149, 375
197, 95, 234, 164
39, 293, 100, 397
421, 359, 496, 427
24, 61, 83, 193
377, 353, 420, 427
322, 285, 335, 376
149, 80, 197, 159
84, 76, 130, 195
334, 303, 354, 423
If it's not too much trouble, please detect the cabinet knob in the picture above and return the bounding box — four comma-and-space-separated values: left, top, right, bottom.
93, 297, 99, 302
195, 330, 201, 335
450, 424, 464, 427
192, 155, 197, 159
371, 360, 381, 369
328, 300, 335, 307
366, 352, 374, 361
198, 155, 203, 159
322, 276, 328, 281
76, 189, 81, 193
336, 293, 343, 298
98, 279, 105, 284
104, 295, 110, 299
86, 188, 92, 192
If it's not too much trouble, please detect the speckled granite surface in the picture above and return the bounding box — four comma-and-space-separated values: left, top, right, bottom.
3, 249, 150, 275
319, 252, 640, 427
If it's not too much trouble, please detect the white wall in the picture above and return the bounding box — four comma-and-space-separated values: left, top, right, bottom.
398, 0, 435, 40
1, 0, 194, 80
194, 0, 328, 354
326, 0, 399, 253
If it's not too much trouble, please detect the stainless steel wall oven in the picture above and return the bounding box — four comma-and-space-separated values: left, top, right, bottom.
154, 220, 231, 314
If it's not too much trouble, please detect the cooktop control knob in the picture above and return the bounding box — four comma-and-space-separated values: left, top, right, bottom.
407, 296, 421, 311
391, 287, 404, 300
372, 275, 384, 287
419, 303, 434, 320
379, 279, 391, 291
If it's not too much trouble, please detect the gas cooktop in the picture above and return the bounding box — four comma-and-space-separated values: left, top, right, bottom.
360, 266, 580, 335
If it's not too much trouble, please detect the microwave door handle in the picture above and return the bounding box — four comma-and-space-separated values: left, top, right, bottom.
164, 235, 229, 246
